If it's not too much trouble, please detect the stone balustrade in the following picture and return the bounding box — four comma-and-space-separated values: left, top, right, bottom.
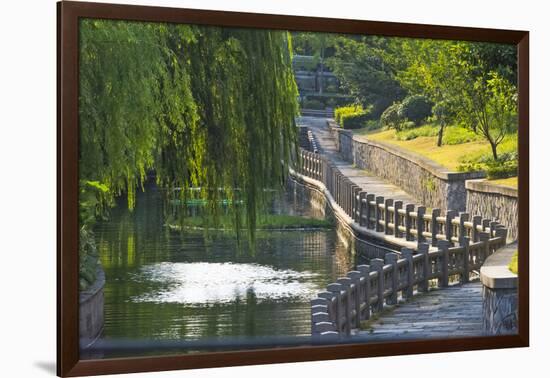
294, 148, 509, 339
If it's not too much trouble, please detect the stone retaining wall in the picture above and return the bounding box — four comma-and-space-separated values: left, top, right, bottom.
480, 244, 518, 335
328, 121, 485, 213
79, 267, 105, 348
287, 171, 421, 262
466, 180, 518, 241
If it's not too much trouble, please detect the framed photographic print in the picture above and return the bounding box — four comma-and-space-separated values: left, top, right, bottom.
57, 1, 529, 376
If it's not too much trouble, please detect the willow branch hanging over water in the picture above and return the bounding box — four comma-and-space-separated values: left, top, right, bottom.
79, 19, 300, 243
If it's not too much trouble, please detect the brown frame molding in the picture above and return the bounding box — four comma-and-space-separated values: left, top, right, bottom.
57, 1, 529, 376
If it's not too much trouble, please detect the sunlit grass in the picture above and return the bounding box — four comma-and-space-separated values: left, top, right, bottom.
489, 176, 518, 188
354, 126, 518, 188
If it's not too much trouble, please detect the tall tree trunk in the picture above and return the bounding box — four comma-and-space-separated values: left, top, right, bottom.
437, 124, 445, 147
490, 142, 498, 160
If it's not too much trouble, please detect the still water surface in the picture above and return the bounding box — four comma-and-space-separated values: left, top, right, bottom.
92, 185, 351, 356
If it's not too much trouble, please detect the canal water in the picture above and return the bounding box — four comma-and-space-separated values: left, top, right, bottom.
90, 184, 352, 357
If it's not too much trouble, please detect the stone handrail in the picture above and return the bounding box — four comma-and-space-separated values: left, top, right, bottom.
294, 148, 508, 339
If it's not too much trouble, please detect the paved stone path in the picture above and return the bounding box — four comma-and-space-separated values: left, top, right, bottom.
297, 117, 485, 340
297, 116, 417, 205
352, 281, 484, 341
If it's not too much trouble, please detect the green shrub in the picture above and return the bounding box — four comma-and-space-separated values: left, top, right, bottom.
341, 111, 371, 129
398, 95, 433, 125
335, 104, 362, 125
486, 159, 518, 179
334, 104, 372, 129
458, 148, 518, 177
380, 102, 406, 131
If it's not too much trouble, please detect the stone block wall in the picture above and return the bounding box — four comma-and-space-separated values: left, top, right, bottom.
333, 128, 484, 212
480, 244, 518, 335
466, 180, 518, 241
337, 129, 354, 162
482, 286, 518, 335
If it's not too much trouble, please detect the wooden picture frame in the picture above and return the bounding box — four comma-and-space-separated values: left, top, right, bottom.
57, 1, 529, 376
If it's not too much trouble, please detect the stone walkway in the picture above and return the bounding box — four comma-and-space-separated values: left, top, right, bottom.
352, 281, 484, 341
297, 117, 485, 341
297, 117, 417, 205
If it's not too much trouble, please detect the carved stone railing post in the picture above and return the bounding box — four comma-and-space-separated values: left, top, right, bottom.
458, 212, 469, 245
489, 221, 499, 238
336, 278, 353, 334
353, 185, 361, 223
472, 215, 482, 242
416, 206, 426, 244
366, 194, 375, 229
445, 210, 457, 243
405, 204, 415, 241
394, 200, 403, 238
370, 258, 385, 312
375, 196, 384, 232
418, 242, 430, 292
438, 240, 450, 287
431, 208, 441, 246
479, 231, 490, 263
482, 218, 491, 234
495, 227, 508, 247
357, 264, 371, 320
401, 248, 414, 299
326, 283, 345, 334
385, 253, 399, 305
347, 271, 362, 328
461, 236, 471, 283
358, 191, 367, 227
384, 198, 394, 235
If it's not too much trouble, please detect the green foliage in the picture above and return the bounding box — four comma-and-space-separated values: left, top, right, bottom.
334, 104, 372, 129
79, 20, 300, 260
327, 36, 406, 118
442, 126, 480, 145
486, 159, 518, 179
79, 226, 100, 290
380, 103, 406, 131
395, 124, 439, 140
389, 39, 517, 154
398, 95, 432, 125
508, 251, 518, 275
335, 104, 361, 124
341, 111, 371, 129
458, 140, 518, 177
169, 214, 333, 231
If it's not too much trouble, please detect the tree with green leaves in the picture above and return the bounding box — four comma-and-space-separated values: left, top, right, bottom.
390, 39, 517, 156
327, 36, 405, 118
78, 20, 299, 288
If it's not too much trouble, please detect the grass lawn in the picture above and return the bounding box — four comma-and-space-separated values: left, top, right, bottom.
490, 176, 518, 188
354, 128, 518, 188
168, 214, 333, 231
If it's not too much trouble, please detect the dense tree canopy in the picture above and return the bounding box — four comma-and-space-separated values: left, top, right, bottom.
325, 35, 517, 159
79, 20, 299, 240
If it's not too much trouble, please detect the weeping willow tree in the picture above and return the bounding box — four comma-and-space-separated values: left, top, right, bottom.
78, 19, 299, 288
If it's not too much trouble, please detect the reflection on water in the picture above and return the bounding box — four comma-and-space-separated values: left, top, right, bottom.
133, 262, 320, 304
89, 184, 351, 358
